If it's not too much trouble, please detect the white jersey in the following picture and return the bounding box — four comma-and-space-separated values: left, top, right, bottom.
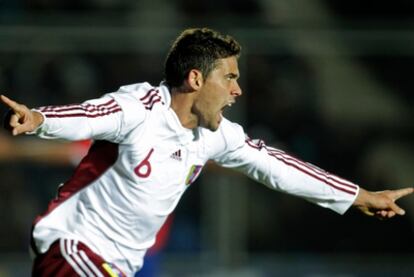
31, 82, 359, 275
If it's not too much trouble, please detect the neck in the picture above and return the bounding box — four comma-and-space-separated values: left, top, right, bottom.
170, 88, 198, 129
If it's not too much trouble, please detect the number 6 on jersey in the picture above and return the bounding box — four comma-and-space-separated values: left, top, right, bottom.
134, 148, 154, 178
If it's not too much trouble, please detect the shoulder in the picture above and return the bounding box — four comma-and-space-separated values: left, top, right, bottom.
218, 117, 245, 146
104, 82, 170, 141
201, 117, 246, 156
112, 82, 171, 111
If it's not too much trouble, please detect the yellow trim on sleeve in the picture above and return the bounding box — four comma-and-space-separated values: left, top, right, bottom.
102, 263, 119, 277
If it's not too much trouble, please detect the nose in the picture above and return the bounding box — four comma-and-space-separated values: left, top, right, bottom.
230, 82, 242, 97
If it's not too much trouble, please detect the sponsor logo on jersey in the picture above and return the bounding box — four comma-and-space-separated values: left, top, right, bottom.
185, 165, 203, 185
170, 149, 182, 161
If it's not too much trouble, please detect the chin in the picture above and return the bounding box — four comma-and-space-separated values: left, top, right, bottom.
204, 122, 220, 132
211, 121, 221, 131
200, 117, 221, 131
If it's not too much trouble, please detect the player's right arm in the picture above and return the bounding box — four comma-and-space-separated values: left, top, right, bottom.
1, 89, 145, 142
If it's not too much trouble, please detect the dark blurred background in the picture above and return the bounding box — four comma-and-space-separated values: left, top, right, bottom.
0, 0, 414, 276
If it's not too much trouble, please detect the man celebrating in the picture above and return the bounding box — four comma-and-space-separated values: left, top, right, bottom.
1, 28, 413, 276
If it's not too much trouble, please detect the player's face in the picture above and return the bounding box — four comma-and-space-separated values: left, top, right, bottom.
193, 56, 242, 131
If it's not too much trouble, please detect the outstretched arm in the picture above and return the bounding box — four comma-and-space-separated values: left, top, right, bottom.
2, 84, 151, 143
353, 187, 414, 219
1, 95, 44, 136
212, 122, 414, 216
1, 93, 127, 142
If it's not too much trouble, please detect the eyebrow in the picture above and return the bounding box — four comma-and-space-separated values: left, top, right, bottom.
225, 73, 239, 79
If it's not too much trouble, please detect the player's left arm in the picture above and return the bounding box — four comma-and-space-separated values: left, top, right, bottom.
353, 187, 414, 219
212, 120, 414, 217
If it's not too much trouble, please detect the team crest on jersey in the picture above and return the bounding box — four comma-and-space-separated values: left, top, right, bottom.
102, 262, 125, 277
185, 165, 203, 185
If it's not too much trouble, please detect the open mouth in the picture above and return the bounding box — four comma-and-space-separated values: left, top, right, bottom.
221, 102, 234, 113
218, 102, 234, 122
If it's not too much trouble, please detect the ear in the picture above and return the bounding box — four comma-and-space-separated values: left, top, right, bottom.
187, 69, 203, 90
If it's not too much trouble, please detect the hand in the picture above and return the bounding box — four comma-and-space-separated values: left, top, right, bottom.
1, 95, 44, 136
353, 187, 414, 219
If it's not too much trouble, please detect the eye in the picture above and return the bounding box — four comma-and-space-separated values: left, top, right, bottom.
225, 73, 239, 81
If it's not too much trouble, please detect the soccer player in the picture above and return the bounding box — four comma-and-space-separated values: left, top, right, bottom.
1, 28, 413, 276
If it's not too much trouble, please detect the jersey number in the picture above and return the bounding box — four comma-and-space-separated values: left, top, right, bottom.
134, 148, 154, 178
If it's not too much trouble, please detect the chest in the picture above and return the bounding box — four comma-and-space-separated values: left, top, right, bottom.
117, 128, 208, 191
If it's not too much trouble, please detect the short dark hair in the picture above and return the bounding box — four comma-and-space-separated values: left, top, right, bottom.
164, 28, 241, 88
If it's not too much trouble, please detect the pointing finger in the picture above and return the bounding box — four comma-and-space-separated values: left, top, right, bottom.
390, 187, 414, 201
0, 95, 21, 111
